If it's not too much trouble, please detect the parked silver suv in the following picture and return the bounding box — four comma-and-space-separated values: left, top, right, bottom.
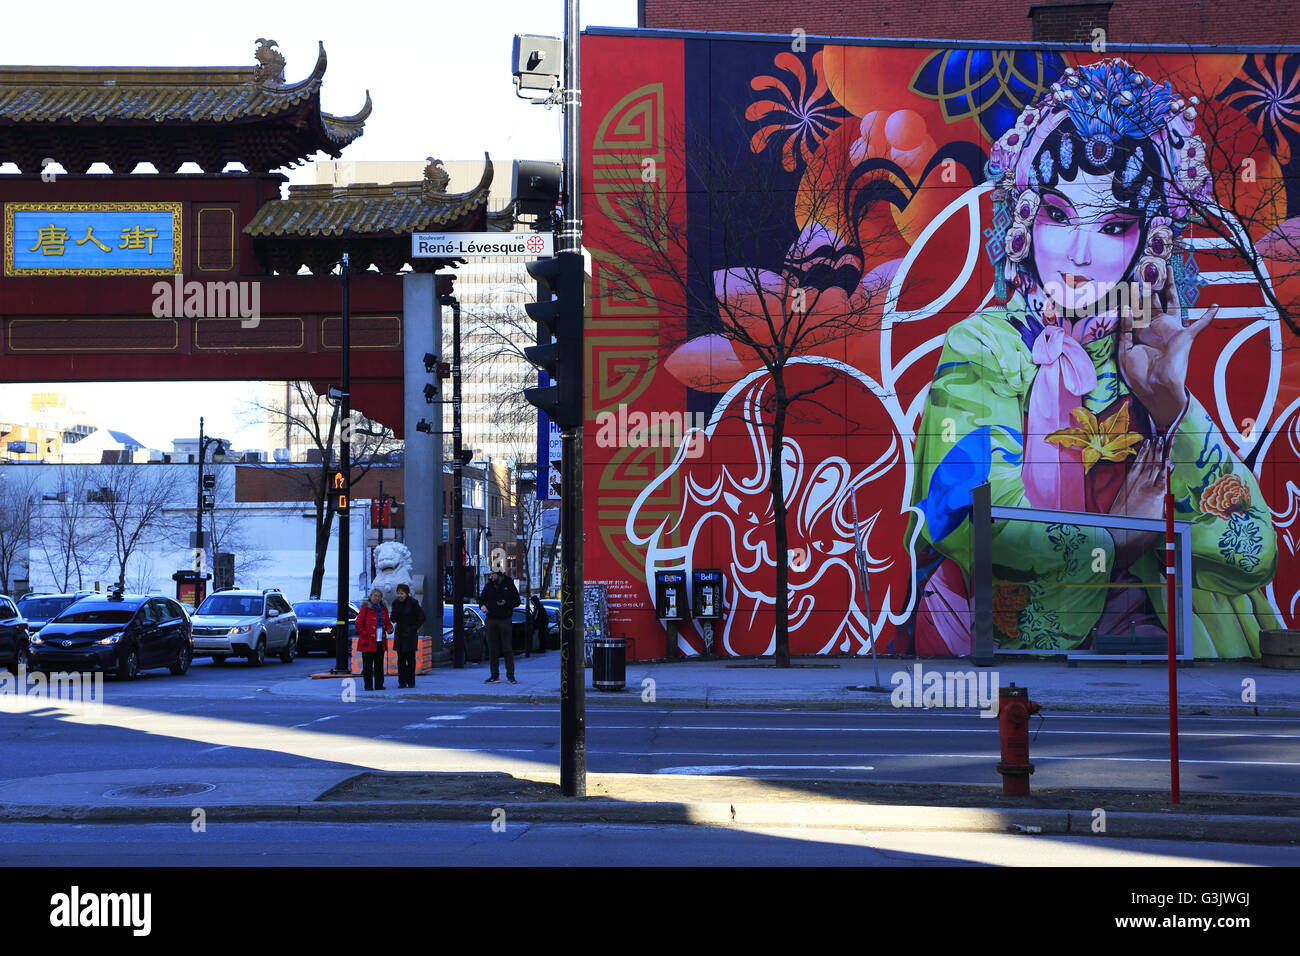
190, 589, 298, 666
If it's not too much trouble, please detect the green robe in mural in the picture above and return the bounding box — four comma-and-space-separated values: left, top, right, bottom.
912, 303, 1277, 657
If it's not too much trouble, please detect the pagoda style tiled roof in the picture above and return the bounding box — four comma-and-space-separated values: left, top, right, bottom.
247, 155, 494, 238
0, 40, 370, 173
246, 156, 500, 275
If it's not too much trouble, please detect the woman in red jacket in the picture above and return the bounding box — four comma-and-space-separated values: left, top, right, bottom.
355, 588, 394, 691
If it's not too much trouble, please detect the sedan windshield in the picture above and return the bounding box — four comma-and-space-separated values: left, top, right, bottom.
293, 600, 335, 616
54, 608, 134, 625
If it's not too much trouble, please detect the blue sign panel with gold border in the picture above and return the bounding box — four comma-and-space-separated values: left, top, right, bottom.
4, 202, 182, 276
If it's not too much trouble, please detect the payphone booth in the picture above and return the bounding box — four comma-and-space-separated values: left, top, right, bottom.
654, 570, 688, 659
172, 570, 210, 610
692, 568, 723, 658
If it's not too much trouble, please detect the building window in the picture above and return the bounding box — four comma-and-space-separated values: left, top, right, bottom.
1029, 1, 1112, 43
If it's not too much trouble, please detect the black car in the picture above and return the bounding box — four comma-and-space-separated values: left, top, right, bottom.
293, 601, 358, 655
30, 592, 194, 681
0, 595, 30, 674
16, 592, 96, 635
442, 604, 488, 662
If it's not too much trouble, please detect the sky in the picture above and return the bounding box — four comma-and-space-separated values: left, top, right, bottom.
0, 0, 639, 451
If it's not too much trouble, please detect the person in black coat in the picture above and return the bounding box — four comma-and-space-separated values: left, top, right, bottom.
528, 595, 548, 655
390, 583, 425, 688
477, 570, 521, 683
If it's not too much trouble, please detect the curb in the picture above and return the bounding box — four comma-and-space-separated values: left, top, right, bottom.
1, 800, 1295, 843
269, 685, 1300, 717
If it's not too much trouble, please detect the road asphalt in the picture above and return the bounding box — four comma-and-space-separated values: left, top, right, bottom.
1, 653, 1296, 845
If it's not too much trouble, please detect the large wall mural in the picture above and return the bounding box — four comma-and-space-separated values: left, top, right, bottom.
582, 32, 1300, 659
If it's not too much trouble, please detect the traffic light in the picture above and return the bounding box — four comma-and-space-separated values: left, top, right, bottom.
202, 473, 216, 491
523, 251, 584, 429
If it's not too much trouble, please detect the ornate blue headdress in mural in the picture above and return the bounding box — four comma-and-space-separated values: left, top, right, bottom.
985, 58, 1212, 301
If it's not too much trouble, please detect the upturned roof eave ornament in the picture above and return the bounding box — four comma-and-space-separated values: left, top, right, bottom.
254, 38, 288, 86
423, 157, 451, 197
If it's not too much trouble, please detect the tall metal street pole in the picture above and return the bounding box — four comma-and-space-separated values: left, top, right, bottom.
195, 415, 206, 552
334, 253, 353, 675
447, 291, 467, 668
559, 0, 586, 798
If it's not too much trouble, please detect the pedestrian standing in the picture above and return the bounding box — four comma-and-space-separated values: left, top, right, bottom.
390, 583, 425, 688
354, 588, 393, 691
477, 569, 521, 684
529, 595, 548, 656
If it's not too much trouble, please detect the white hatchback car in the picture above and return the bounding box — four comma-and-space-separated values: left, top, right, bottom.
189, 589, 298, 666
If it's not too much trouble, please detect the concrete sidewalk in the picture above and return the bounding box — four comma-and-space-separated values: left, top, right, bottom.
0, 767, 1294, 844
283, 652, 1300, 716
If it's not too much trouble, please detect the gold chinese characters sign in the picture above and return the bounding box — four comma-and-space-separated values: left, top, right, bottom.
4, 202, 182, 276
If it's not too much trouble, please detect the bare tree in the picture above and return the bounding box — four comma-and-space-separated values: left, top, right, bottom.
33, 467, 95, 592
241, 381, 399, 598
85, 464, 186, 590
609, 112, 909, 664
198, 466, 274, 580
0, 467, 38, 594
1155, 54, 1300, 341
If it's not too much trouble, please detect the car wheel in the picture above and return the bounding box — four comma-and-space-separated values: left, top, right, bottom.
280, 632, 297, 663
248, 636, 266, 666
116, 646, 139, 682
211, 655, 227, 666
169, 643, 192, 676
8, 643, 27, 675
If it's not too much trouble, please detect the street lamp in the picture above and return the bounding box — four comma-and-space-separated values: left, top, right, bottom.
192, 416, 227, 603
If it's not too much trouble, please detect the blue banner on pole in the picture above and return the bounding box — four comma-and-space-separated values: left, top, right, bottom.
537, 371, 562, 500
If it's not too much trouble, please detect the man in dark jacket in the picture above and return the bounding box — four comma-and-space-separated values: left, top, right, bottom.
477, 569, 521, 684
390, 583, 425, 688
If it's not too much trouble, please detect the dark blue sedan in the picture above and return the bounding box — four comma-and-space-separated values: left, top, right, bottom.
30, 592, 193, 681
293, 601, 358, 655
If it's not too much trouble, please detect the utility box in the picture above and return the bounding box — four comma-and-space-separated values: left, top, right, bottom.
654, 570, 687, 621
692, 569, 723, 620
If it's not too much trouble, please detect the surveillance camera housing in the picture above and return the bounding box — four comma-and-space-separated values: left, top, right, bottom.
512, 34, 562, 93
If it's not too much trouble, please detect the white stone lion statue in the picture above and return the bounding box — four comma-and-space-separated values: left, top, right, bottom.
372, 541, 418, 606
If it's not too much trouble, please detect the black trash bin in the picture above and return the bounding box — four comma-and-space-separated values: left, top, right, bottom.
591, 636, 626, 691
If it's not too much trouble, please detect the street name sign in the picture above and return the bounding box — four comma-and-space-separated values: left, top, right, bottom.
411, 231, 552, 258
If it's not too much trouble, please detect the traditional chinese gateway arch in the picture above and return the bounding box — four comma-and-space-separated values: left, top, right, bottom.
0, 39, 494, 603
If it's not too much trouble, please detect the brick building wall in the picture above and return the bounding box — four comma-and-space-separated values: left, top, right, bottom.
640, 0, 1300, 45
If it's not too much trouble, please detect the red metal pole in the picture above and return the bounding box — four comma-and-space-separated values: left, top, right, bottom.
1165, 468, 1180, 804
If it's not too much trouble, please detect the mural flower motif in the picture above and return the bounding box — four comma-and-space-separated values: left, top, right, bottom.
910, 48, 1067, 143
993, 583, 1030, 638
626, 362, 917, 657
1219, 512, 1264, 572
1220, 54, 1300, 163
1044, 405, 1144, 474
747, 50, 849, 172
1200, 473, 1252, 520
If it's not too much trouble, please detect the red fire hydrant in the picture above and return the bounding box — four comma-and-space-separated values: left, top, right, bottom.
996, 683, 1041, 796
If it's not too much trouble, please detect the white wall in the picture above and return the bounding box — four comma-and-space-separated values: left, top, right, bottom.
8, 462, 370, 604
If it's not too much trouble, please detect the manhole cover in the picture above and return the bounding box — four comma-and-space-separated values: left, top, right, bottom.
105, 783, 216, 799
1086, 681, 1140, 687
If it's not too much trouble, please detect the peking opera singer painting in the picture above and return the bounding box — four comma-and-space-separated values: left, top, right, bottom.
581, 30, 1300, 660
